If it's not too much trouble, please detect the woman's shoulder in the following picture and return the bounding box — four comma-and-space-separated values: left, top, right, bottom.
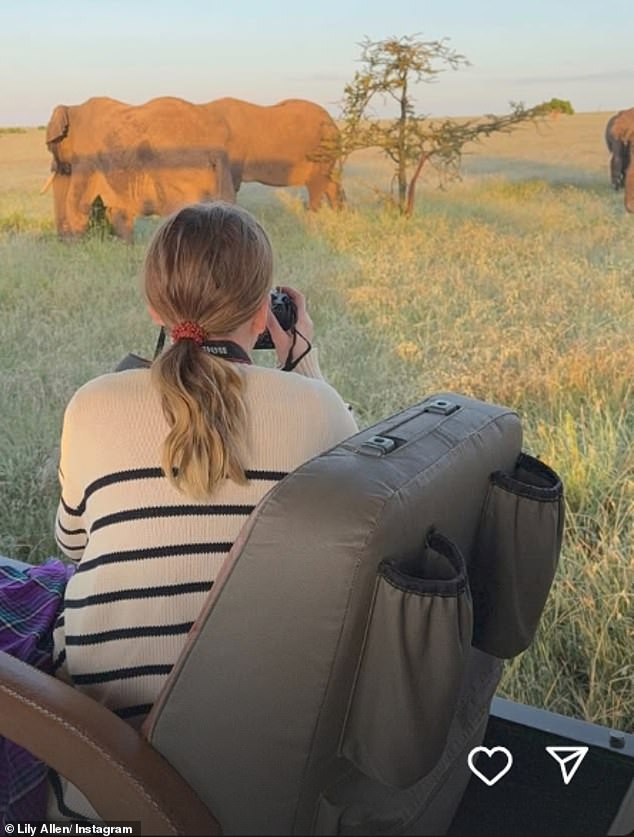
246, 363, 331, 395
245, 364, 349, 414
64, 369, 153, 416
244, 365, 357, 456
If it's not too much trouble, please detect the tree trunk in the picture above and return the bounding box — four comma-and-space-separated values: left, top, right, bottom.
398, 161, 408, 212
405, 153, 429, 217
398, 77, 408, 213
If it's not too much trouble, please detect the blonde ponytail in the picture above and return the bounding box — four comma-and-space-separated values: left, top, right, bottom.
143, 202, 273, 498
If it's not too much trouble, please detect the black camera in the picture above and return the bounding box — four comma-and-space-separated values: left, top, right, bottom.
253, 289, 298, 350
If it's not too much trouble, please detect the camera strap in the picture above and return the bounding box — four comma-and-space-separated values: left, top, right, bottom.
201, 341, 252, 364
153, 327, 167, 360
282, 329, 312, 372
152, 329, 252, 364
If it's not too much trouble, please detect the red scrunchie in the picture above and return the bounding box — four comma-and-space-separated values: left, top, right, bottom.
171, 321, 205, 345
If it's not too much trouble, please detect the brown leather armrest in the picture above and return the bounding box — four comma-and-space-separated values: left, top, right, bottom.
0, 652, 221, 835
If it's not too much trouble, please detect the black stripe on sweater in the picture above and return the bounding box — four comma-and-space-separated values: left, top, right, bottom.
48, 769, 91, 821
90, 504, 256, 534
56, 518, 87, 536
61, 468, 165, 516
61, 467, 288, 516
64, 580, 213, 609
65, 621, 194, 646
75, 541, 233, 574
51, 648, 66, 673
244, 469, 288, 481
72, 663, 173, 685
55, 538, 86, 552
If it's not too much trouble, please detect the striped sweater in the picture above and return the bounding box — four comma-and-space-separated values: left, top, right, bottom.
52, 350, 357, 727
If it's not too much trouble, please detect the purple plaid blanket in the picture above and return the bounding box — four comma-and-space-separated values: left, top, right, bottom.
0, 558, 75, 824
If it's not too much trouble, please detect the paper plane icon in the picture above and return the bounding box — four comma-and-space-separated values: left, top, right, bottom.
546, 746, 589, 784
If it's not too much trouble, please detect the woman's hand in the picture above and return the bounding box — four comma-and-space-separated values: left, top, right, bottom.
266, 285, 314, 367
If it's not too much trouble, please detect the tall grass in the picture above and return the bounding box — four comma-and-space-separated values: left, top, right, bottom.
0, 117, 632, 730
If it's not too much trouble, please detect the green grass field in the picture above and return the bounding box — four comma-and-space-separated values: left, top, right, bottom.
0, 113, 632, 730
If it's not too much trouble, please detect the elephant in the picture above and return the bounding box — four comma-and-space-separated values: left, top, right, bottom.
605, 111, 631, 192
45, 96, 235, 240
202, 98, 344, 210
609, 109, 634, 212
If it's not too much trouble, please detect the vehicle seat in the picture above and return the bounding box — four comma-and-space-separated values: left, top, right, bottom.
0, 393, 564, 835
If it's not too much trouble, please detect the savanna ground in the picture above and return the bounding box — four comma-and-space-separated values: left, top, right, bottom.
0, 113, 632, 731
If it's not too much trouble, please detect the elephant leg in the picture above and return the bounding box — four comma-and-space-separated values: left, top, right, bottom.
229, 163, 243, 194
624, 156, 633, 213
324, 178, 345, 209
108, 208, 135, 243
62, 180, 93, 238
306, 174, 330, 211
611, 148, 624, 190
62, 219, 90, 239
216, 156, 237, 203
61, 207, 90, 239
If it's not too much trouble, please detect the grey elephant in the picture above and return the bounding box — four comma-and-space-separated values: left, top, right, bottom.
203, 98, 344, 210
609, 109, 634, 212
605, 111, 631, 191
45, 97, 235, 240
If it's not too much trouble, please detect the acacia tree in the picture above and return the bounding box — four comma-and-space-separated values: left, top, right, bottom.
338, 35, 547, 215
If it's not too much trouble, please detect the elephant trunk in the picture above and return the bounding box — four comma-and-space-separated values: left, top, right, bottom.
51, 169, 72, 237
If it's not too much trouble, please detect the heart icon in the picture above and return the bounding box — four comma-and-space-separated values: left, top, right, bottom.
467, 746, 513, 786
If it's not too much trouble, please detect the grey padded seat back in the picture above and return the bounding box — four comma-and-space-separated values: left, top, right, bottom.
146, 393, 525, 835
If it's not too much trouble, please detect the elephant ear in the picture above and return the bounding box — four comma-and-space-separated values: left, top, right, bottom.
46, 105, 70, 145
612, 110, 634, 144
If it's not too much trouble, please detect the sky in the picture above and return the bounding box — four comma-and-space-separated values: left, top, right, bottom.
1, 0, 632, 125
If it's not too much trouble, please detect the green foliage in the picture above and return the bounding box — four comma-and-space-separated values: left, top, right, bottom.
0, 211, 52, 234
0, 126, 28, 136
86, 195, 115, 239
536, 98, 575, 116
339, 35, 547, 215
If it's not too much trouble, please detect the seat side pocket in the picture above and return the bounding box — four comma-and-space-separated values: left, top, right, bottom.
340, 532, 472, 789
471, 452, 564, 659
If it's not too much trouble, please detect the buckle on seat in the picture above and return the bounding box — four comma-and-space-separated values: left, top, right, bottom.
423, 398, 459, 416
358, 435, 398, 456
